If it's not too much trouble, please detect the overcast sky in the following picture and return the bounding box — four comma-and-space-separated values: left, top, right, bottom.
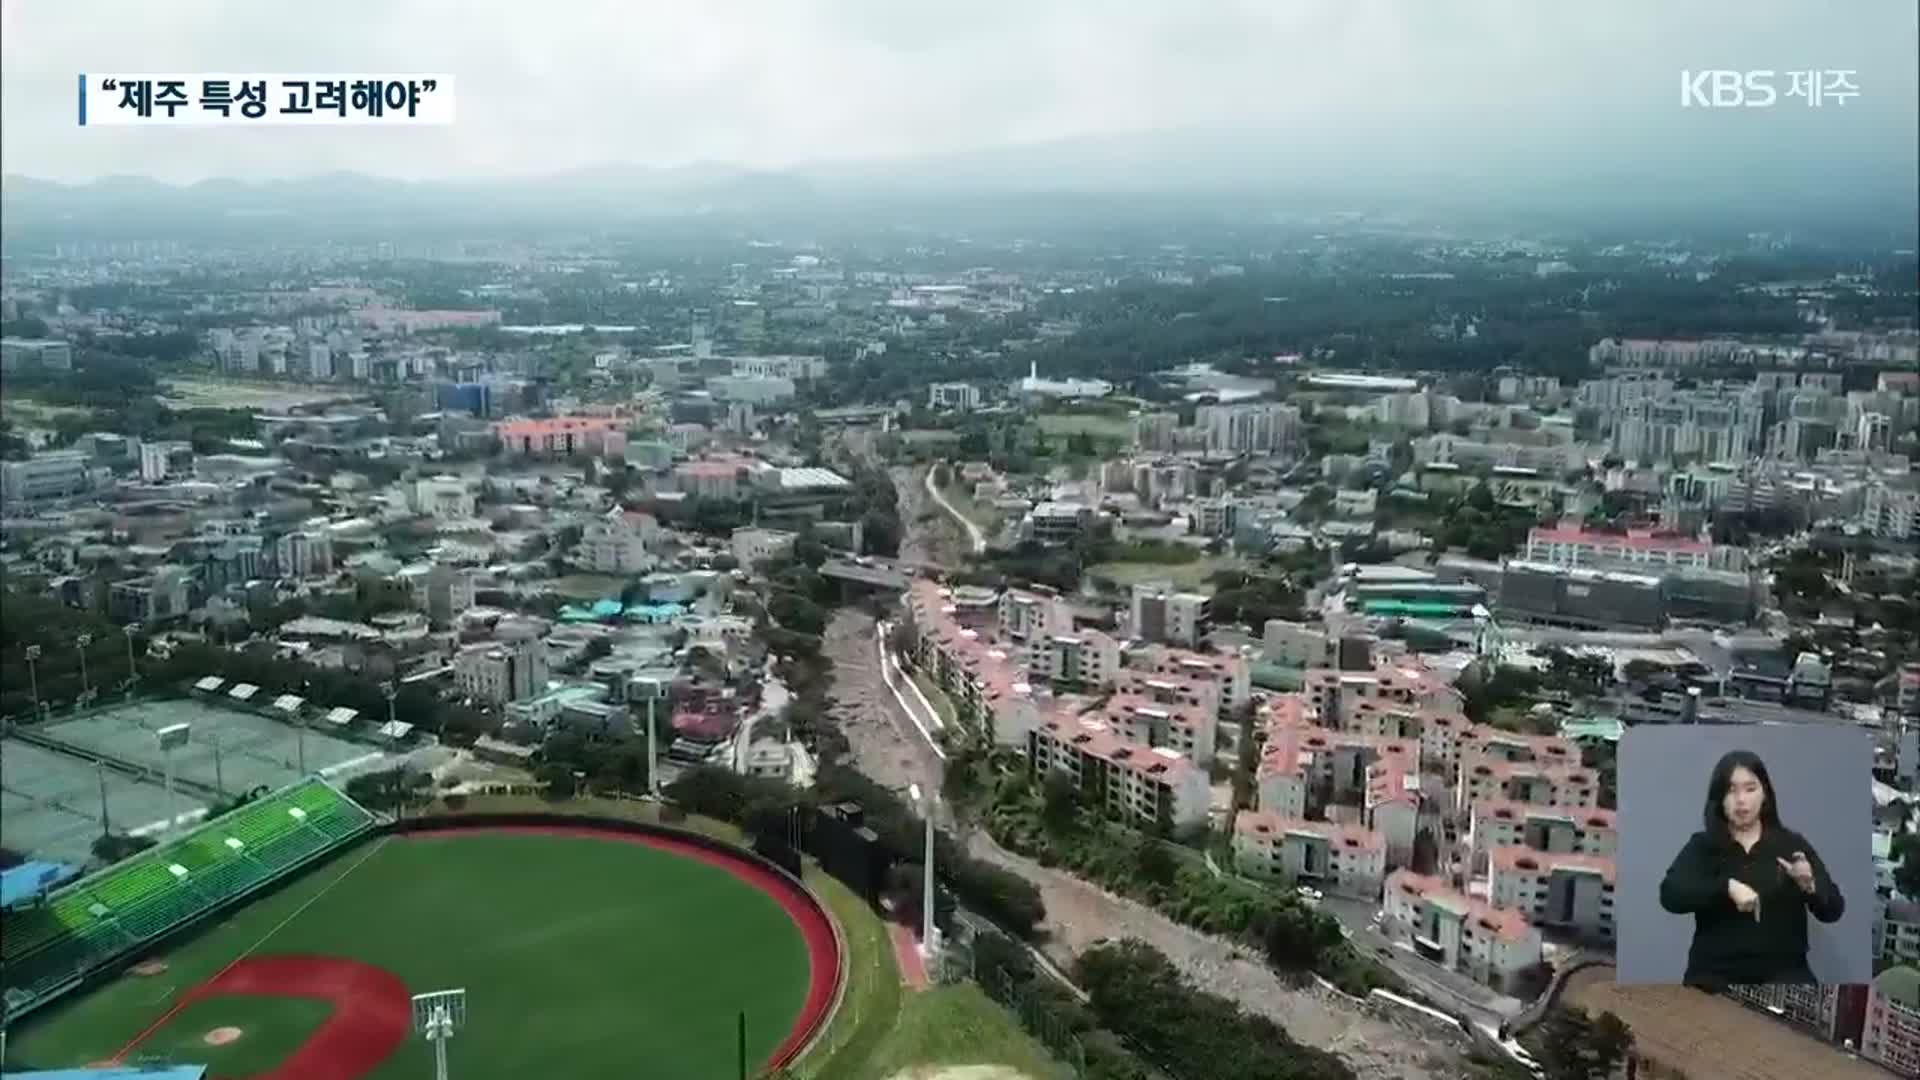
2, 0, 1915, 184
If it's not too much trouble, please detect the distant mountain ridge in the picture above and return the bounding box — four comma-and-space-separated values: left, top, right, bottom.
3, 122, 1915, 239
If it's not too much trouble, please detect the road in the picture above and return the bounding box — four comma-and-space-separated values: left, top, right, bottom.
924, 466, 987, 555
1319, 895, 1521, 1034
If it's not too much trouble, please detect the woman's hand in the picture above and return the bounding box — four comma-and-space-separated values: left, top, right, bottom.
1728, 877, 1761, 917
1777, 853, 1817, 895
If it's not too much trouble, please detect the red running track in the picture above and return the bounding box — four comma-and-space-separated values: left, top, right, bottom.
113, 824, 843, 1079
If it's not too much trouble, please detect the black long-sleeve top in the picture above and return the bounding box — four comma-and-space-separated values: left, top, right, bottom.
1658, 824, 1844, 986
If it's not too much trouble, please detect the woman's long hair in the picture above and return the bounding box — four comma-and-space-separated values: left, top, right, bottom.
1702, 748, 1783, 839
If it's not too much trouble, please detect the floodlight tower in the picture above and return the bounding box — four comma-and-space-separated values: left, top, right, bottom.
381, 680, 398, 756
639, 676, 663, 797
156, 722, 191, 836
908, 781, 940, 962
412, 988, 467, 1080
75, 632, 94, 704
24, 644, 42, 719
123, 622, 141, 697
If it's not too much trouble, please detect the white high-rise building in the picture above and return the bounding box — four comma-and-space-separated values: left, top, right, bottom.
1857, 411, 1894, 452
1195, 403, 1301, 454
1129, 583, 1208, 647
1614, 388, 1764, 464
928, 383, 981, 411
307, 343, 333, 380
274, 528, 335, 578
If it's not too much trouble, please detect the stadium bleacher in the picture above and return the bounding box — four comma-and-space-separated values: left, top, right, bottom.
0, 777, 375, 1014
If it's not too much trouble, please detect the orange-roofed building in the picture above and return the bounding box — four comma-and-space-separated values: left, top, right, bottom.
1029, 716, 1209, 831
1233, 811, 1386, 899
1486, 846, 1617, 943
491, 416, 628, 459
1468, 799, 1617, 872
1385, 870, 1544, 992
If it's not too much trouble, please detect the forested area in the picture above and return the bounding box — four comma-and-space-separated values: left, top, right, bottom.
807, 257, 1863, 407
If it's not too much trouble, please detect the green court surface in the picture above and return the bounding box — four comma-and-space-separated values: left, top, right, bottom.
6, 831, 816, 1080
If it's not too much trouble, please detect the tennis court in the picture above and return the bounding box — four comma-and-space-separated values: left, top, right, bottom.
40, 699, 384, 796
1, 740, 180, 866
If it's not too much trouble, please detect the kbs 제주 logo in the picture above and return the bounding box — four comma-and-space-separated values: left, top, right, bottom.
1679, 69, 1859, 108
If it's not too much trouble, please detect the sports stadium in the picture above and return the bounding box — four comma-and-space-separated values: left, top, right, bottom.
0, 777, 844, 1080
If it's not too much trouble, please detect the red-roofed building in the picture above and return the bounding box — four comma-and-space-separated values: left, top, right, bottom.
1101, 687, 1218, 767
1029, 716, 1209, 831
1233, 811, 1386, 899
1385, 869, 1543, 992
1487, 845, 1617, 943
491, 416, 628, 459
1524, 523, 1713, 572
1303, 657, 1463, 730
1457, 755, 1598, 813
1468, 800, 1617, 872
675, 456, 755, 500
1253, 706, 1420, 866
1127, 643, 1251, 715
906, 580, 1055, 749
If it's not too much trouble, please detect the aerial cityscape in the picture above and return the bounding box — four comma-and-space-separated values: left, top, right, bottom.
1, 3, 1918, 1080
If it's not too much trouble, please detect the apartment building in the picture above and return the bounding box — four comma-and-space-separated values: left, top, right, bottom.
1863, 966, 1920, 1078
907, 580, 1033, 747
1129, 583, 1208, 647
410, 475, 479, 519
579, 513, 658, 575
1118, 667, 1222, 723
272, 528, 334, 579
1233, 812, 1385, 899
1487, 847, 1616, 943
1029, 629, 1122, 690
731, 528, 796, 568
1262, 619, 1332, 667
927, 382, 982, 411
1101, 689, 1216, 767
999, 587, 1073, 643
1256, 718, 1419, 865
1614, 388, 1764, 464
676, 457, 751, 499
0, 451, 96, 506
1028, 715, 1209, 831
1127, 643, 1251, 716
454, 640, 550, 705
1457, 756, 1599, 814
1468, 800, 1616, 871
0, 337, 74, 372
1020, 501, 1096, 545
1450, 726, 1584, 786
1303, 657, 1463, 729
1384, 870, 1544, 992
1195, 402, 1301, 455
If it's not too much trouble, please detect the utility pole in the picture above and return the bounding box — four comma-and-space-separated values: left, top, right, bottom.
97, 760, 110, 835
76, 632, 93, 704
24, 644, 41, 719
123, 622, 140, 692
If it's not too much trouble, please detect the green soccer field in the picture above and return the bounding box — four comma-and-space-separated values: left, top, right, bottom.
4, 830, 821, 1080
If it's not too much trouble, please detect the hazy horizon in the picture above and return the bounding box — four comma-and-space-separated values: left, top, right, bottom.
3, 0, 1915, 191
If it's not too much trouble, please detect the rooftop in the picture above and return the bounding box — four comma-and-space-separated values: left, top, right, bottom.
1488, 844, 1617, 885
1235, 811, 1384, 852
1388, 870, 1536, 942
